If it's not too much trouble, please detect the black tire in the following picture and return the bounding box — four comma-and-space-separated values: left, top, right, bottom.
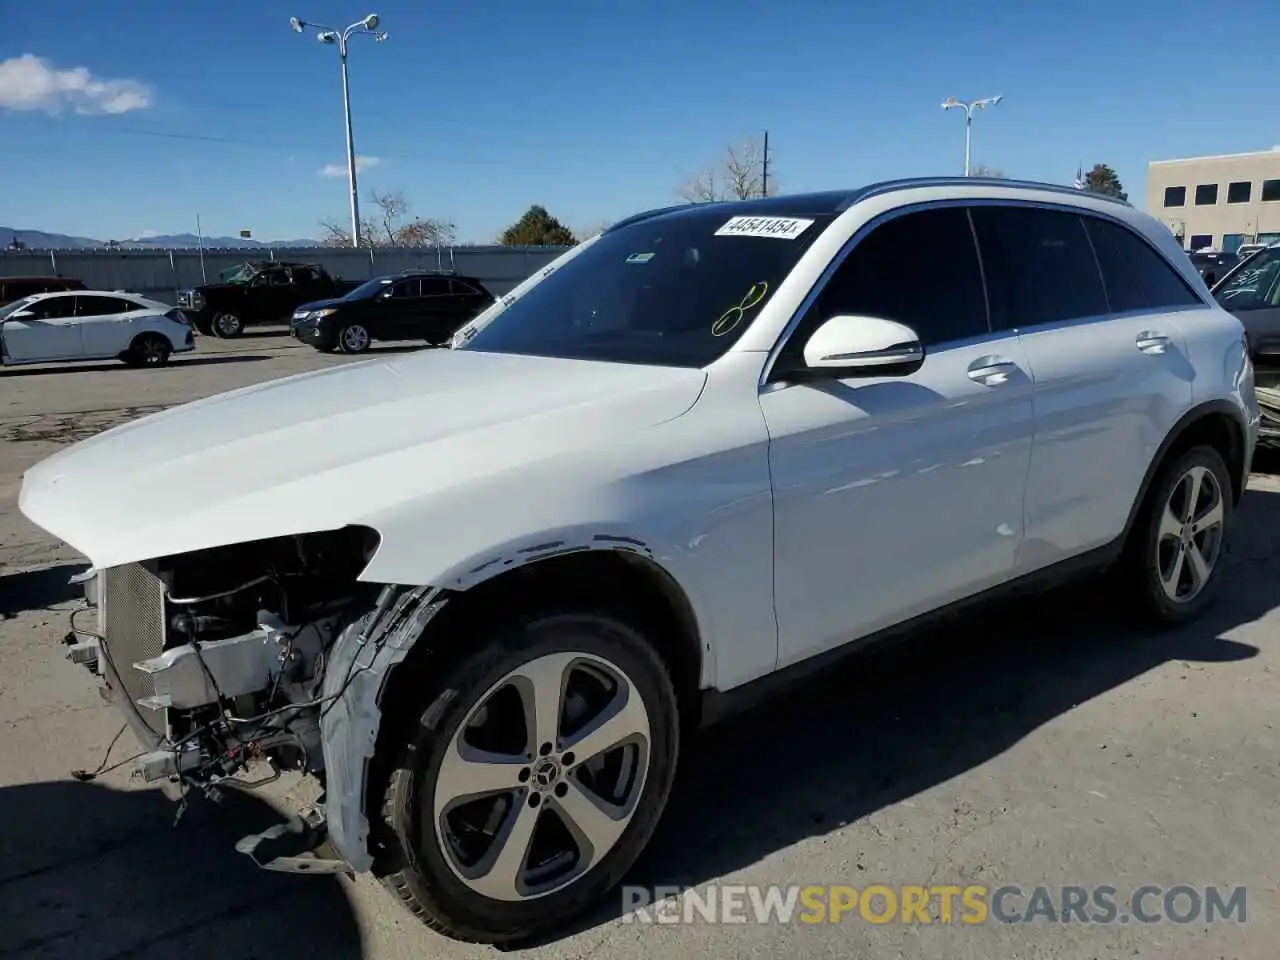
123, 333, 172, 368
336, 323, 372, 354
1118, 444, 1233, 624
377, 611, 680, 944
212, 312, 243, 338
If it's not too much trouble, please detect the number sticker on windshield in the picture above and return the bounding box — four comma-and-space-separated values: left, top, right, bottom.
714, 216, 814, 240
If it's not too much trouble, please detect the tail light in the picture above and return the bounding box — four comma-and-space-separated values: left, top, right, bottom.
165, 308, 190, 325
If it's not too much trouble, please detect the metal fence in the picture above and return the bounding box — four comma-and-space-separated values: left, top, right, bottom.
0, 245, 571, 305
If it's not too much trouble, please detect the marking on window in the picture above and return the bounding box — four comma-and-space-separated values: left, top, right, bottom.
714, 216, 814, 240
626, 252, 655, 263
713, 281, 768, 337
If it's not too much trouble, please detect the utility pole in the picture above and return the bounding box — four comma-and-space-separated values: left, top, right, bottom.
761, 130, 770, 198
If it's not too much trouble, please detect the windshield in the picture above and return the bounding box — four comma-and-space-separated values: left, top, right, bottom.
1214, 247, 1280, 311
0, 296, 36, 320
458, 207, 836, 367
219, 263, 259, 284
342, 277, 395, 300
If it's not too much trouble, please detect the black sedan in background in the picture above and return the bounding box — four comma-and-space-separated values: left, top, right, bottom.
290, 270, 495, 353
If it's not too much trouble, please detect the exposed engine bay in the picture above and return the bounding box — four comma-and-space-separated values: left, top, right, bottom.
68, 527, 384, 847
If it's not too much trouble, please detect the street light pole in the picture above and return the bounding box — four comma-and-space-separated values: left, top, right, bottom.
291, 13, 388, 247
338, 40, 360, 249
940, 95, 1002, 176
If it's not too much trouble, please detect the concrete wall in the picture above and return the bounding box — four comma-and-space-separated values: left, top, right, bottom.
1146, 149, 1280, 252
0, 245, 571, 305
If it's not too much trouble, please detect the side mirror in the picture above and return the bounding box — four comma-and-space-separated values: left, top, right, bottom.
8, 311, 34, 320
795, 314, 924, 379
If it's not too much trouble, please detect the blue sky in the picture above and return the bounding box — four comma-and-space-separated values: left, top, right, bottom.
1, 0, 1274, 243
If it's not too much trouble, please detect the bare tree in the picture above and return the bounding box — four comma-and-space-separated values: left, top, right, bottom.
370, 190, 410, 245
970, 164, 1009, 179
319, 189, 455, 247
678, 136, 776, 202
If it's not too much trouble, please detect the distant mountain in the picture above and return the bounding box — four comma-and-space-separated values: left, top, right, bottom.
2, 228, 103, 249
0, 227, 321, 250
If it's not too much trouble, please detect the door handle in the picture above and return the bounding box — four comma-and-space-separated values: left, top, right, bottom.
1136, 331, 1171, 354
967, 356, 1018, 386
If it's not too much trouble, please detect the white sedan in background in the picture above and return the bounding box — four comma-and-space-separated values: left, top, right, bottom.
0, 290, 195, 368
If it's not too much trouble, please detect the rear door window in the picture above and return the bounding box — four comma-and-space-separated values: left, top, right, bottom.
75, 296, 133, 316
971, 206, 1108, 330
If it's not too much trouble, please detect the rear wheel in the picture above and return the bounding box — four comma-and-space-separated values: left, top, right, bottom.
212, 312, 243, 338
123, 333, 172, 368
1119, 444, 1232, 623
337, 323, 372, 354
377, 611, 680, 944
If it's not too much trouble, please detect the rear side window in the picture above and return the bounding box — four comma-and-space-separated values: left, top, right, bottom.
421, 277, 452, 297
801, 206, 989, 347
971, 206, 1107, 330
75, 296, 133, 316
1085, 218, 1201, 311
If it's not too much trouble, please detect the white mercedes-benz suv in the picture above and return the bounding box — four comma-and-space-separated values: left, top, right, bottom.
18, 178, 1260, 944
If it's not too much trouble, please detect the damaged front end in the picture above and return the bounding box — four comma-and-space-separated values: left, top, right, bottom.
65, 524, 419, 874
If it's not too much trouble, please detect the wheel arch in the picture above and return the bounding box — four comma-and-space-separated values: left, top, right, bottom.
335, 545, 707, 873
1121, 400, 1249, 543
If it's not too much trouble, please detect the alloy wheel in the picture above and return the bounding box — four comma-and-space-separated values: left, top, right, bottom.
431, 651, 651, 902
1156, 463, 1225, 604
340, 324, 371, 353
140, 336, 170, 365
213, 313, 242, 337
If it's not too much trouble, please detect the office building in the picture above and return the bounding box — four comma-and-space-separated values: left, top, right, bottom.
1146, 148, 1280, 252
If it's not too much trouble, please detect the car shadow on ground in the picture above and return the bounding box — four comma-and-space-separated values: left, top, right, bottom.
514, 484, 1280, 949
0, 355, 270, 377
0, 779, 363, 959
0, 562, 87, 619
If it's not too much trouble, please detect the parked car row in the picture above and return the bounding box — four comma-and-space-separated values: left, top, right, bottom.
0, 263, 498, 369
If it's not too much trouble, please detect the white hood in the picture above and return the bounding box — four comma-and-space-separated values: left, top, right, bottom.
18, 348, 707, 570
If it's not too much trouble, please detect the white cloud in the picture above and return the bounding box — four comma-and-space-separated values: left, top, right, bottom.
319, 155, 381, 177
138, 229, 158, 239
0, 53, 151, 115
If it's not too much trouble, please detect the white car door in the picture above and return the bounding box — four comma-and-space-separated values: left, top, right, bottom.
968, 205, 1197, 569
76, 294, 141, 357
1, 294, 83, 362
761, 205, 1035, 667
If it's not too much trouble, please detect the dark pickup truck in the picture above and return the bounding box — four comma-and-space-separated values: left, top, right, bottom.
177, 261, 360, 337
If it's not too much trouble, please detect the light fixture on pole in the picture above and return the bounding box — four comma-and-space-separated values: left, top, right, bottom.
940, 95, 1002, 177
290, 13, 389, 247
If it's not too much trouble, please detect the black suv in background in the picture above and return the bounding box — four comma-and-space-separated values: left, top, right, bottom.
290, 270, 495, 353
178, 261, 360, 337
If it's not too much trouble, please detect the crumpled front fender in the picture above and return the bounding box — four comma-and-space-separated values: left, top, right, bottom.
319, 585, 447, 872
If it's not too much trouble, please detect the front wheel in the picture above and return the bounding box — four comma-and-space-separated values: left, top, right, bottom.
377, 611, 680, 944
123, 333, 173, 367
1119, 444, 1233, 623
212, 312, 243, 338
337, 323, 372, 354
